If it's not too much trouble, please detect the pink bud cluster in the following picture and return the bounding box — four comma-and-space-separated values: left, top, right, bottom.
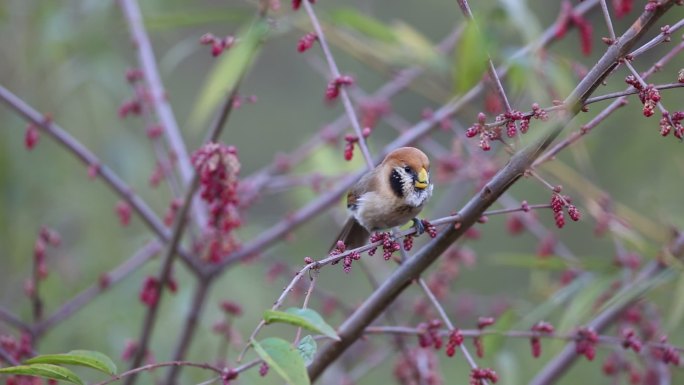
192, 143, 242, 263
199, 33, 235, 57
612, 0, 634, 18
343, 134, 358, 161
393, 348, 441, 385
139, 275, 178, 307
329, 241, 361, 273
325, 75, 354, 101
0, 332, 34, 367
466, 105, 548, 150
530, 321, 555, 358
659, 111, 684, 139
297, 32, 318, 52
116, 200, 132, 226
368, 232, 401, 260
473, 317, 495, 358
575, 327, 599, 361
550, 192, 580, 228
24, 122, 39, 150
651, 336, 681, 366
555, 0, 593, 56
445, 329, 464, 357
417, 320, 443, 350
625, 76, 662, 118
422, 219, 438, 238
292, 0, 315, 10
359, 100, 391, 129
470, 368, 499, 385
27, 227, 61, 289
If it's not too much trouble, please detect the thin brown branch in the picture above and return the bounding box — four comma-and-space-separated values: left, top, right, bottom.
34, 240, 162, 336
301, 1, 374, 171
0, 307, 29, 332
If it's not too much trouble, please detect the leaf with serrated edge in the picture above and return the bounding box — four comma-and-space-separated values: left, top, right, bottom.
297, 335, 317, 366
0, 364, 84, 385
25, 350, 117, 375
263, 308, 340, 341
251, 338, 310, 385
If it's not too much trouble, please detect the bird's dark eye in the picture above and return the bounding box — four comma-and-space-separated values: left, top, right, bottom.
403, 166, 412, 173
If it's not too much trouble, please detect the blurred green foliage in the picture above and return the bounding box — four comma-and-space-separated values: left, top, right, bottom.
1, 1, 683, 385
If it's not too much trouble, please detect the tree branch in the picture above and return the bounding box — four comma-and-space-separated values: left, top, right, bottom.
307, 2, 676, 380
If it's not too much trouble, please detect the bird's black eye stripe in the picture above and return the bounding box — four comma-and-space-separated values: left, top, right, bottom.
389, 169, 404, 198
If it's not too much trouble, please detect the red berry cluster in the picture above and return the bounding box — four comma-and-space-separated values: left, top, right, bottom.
297, 32, 318, 52
24, 122, 39, 150
163, 198, 183, 226
116, 200, 132, 227
445, 329, 464, 357
291, 0, 315, 10
325, 75, 354, 101
220, 300, 243, 317
421, 219, 438, 238
118, 98, 142, 118
343, 251, 361, 273
555, 0, 593, 56
222, 368, 239, 385
644, 0, 660, 12
0, 332, 35, 383
530, 321, 555, 358
625, 76, 661, 118
612, 0, 634, 18
575, 327, 599, 361
403, 233, 414, 251
659, 111, 684, 139
259, 362, 269, 377
199, 33, 235, 57
550, 192, 580, 229
473, 317, 495, 358
620, 328, 642, 353
343, 134, 358, 161
28, 227, 61, 287
650, 336, 681, 366
393, 348, 441, 385
470, 368, 499, 385
192, 143, 242, 263
465, 112, 496, 151
368, 232, 400, 260
417, 320, 443, 349
359, 100, 391, 129
139, 275, 178, 307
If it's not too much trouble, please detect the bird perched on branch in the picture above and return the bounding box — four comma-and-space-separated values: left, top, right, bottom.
333, 147, 433, 251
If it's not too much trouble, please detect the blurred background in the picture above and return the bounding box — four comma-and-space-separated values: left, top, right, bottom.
1, 0, 683, 384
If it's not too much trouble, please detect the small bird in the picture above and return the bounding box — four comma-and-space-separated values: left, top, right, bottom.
333, 147, 433, 251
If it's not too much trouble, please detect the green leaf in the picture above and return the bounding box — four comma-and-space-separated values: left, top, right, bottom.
188, 19, 269, 128
0, 364, 84, 385
25, 350, 117, 375
328, 8, 396, 43
597, 268, 674, 315
263, 307, 340, 341
251, 338, 310, 385
453, 19, 489, 94
482, 310, 516, 356
297, 335, 317, 366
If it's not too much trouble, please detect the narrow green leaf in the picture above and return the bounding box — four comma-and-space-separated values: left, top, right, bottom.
188, 19, 269, 128
251, 338, 310, 385
0, 364, 84, 385
597, 269, 674, 314
297, 335, 317, 366
453, 20, 489, 94
25, 350, 117, 375
482, 310, 516, 356
328, 8, 397, 43
263, 307, 340, 341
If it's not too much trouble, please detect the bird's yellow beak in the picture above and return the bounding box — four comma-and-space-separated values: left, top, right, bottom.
414, 167, 429, 189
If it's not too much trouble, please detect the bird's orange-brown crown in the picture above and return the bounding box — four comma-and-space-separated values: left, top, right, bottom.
382, 147, 430, 171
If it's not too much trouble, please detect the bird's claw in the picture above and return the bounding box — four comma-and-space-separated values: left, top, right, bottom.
412, 218, 425, 235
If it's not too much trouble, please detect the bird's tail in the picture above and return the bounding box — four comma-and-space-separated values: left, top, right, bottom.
330, 217, 369, 253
